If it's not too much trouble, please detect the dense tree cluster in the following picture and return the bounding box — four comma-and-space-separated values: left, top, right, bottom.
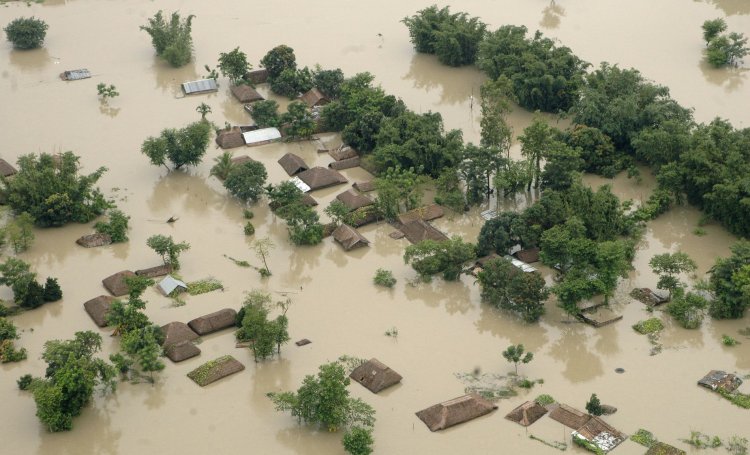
403, 237, 476, 281
265, 182, 324, 245
0, 258, 62, 309
708, 240, 750, 319
235, 291, 290, 362
140, 11, 194, 67
94, 209, 130, 243
701, 18, 748, 67
4, 17, 48, 49
141, 121, 212, 170
0, 317, 27, 363
477, 258, 549, 322
223, 160, 268, 203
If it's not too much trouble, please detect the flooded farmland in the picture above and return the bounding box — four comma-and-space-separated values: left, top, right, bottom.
1, 0, 749, 454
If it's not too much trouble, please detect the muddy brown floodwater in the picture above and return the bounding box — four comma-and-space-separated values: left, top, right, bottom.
1, 1, 749, 454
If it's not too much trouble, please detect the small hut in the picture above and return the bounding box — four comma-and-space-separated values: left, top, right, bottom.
301, 194, 318, 207
165, 340, 201, 363
399, 220, 449, 244
245, 68, 269, 84
332, 224, 370, 251
0, 158, 18, 177
336, 188, 374, 212
102, 270, 136, 297
350, 358, 402, 393
160, 322, 199, 348
188, 308, 238, 336
135, 264, 172, 278
298, 87, 329, 108
83, 295, 115, 327
60, 69, 91, 81
514, 247, 540, 263
278, 153, 309, 176
242, 127, 281, 147
646, 442, 687, 455
416, 393, 497, 432
157, 275, 187, 296
630, 288, 671, 306
353, 181, 375, 193
329, 146, 358, 161
231, 155, 256, 166
574, 416, 626, 452
76, 233, 112, 248
297, 167, 348, 191
698, 370, 743, 392
187, 355, 245, 386
329, 157, 360, 170
181, 78, 218, 95
230, 84, 264, 103
547, 403, 591, 429
397, 204, 444, 224
216, 127, 246, 149
505, 401, 548, 426
350, 206, 379, 227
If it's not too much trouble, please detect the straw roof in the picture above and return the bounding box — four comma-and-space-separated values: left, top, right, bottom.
165, 340, 201, 363
301, 193, 318, 207
329, 146, 358, 161
329, 156, 360, 170
336, 188, 374, 212
278, 153, 309, 176
135, 264, 172, 278
397, 204, 445, 224
646, 442, 687, 455
216, 128, 246, 149
230, 84, 264, 103
160, 321, 199, 348
76, 233, 112, 248
698, 370, 743, 392
245, 68, 268, 84
399, 220, 449, 244
332, 224, 370, 251
187, 355, 245, 387
297, 167, 348, 191
0, 158, 17, 177
298, 87, 329, 107
416, 393, 497, 432
188, 308, 238, 336
505, 401, 548, 426
351, 206, 379, 227
515, 247, 540, 264
353, 181, 375, 193
102, 270, 136, 297
547, 403, 591, 430
350, 358, 402, 394
83, 295, 115, 327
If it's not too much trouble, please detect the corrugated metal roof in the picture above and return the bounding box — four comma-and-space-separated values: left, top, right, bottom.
61, 69, 91, 81
181, 78, 218, 95
242, 127, 281, 145
504, 255, 537, 273
289, 176, 311, 193
158, 275, 188, 295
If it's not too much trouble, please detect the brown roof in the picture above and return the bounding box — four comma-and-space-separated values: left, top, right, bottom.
505, 401, 548, 426
297, 167, 348, 191
245, 68, 268, 84
0, 158, 17, 177
298, 87, 329, 107
416, 393, 497, 431
332, 224, 370, 251
216, 128, 246, 149
336, 188, 374, 212
698, 370, 743, 392
397, 204, 445, 224
188, 308, 238, 336
301, 193, 318, 207
329, 157, 360, 170
278, 153, 309, 176
350, 358, 402, 393
230, 84, 264, 103
160, 321, 199, 348
135, 264, 173, 278
329, 146, 358, 161
515, 247, 540, 264
576, 416, 625, 444
399, 220, 449, 244
475, 254, 501, 267
102, 270, 136, 297
231, 155, 256, 166
83, 295, 115, 327
353, 181, 375, 192
351, 206, 379, 227
187, 355, 245, 386
646, 442, 687, 455
165, 340, 201, 362
547, 403, 591, 430
76, 233, 112, 248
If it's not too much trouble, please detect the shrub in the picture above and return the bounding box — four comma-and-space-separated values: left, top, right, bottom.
722, 334, 739, 346
140, 11, 195, 67
94, 209, 130, 243
534, 394, 555, 406
373, 269, 396, 288
4, 17, 48, 49
0, 339, 27, 363
43, 277, 63, 302
632, 318, 664, 335
17, 374, 34, 390
243, 209, 254, 220
342, 427, 374, 455
585, 393, 603, 416
244, 222, 255, 236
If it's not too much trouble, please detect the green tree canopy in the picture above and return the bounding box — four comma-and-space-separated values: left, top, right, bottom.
702, 18, 727, 44
141, 121, 212, 170
249, 100, 280, 128
146, 235, 190, 270
140, 11, 194, 67
280, 101, 316, 140
709, 240, 750, 319
402, 6, 487, 66
502, 344, 533, 374
404, 236, 476, 281
260, 44, 297, 79
223, 160, 268, 203
4, 17, 48, 49
477, 258, 549, 322
218, 47, 251, 84
649, 252, 697, 297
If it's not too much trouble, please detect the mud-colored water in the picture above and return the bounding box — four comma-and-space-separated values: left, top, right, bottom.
1, 1, 749, 454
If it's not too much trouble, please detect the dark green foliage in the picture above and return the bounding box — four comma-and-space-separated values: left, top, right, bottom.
20, 280, 45, 309
476, 211, 540, 257
223, 160, 268, 203
373, 269, 396, 288
218, 47, 251, 84
260, 45, 297, 79
709, 240, 750, 319
702, 18, 727, 44
236, 291, 290, 362
565, 125, 621, 177
585, 394, 603, 416
314, 68, 345, 99
96, 83, 119, 100
631, 119, 692, 168
502, 344, 533, 374
7, 212, 35, 253
403, 236, 476, 281
632, 318, 664, 335
244, 222, 255, 236
374, 166, 424, 220
0, 317, 27, 362
140, 11, 194, 67
249, 100, 280, 128
706, 31, 748, 67
210, 151, 234, 180
141, 121, 212, 170
43, 277, 63, 302
105, 276, 153, 334
110, 324, 164, 383
94, 209, 130, 243
1, 152, 108, 227
280, 101, 315, 140
266, 181, 304, 214
270, 67, 312, 98
146, 235, 190, 270
0, 317, 19, 342
649, 252, 697, 297
460, 144, 504, 205
17, 374, 33, 390
343, 427, 374, 455
540, 141, 583, 191
667, 291, 708, 329
284, 203, 324, 245
434, 168, 466, 212
477, 258, 549, 322
324, 200, 352, 226
402, 6, 486, 66
4, 17, 48, 49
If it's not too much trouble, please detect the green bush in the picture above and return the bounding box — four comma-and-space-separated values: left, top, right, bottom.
243, 209, 254, 220
17, 374, 33, 390
4, 17, 48, 49
534, 394, 555, 406
43, 277, 63, 302
630, 429, 657, 448
94, 209, 130, 243
722, 334, 739, 346
244, 222, 255, 236
632, 318, 664, 334
140, 11, 194, 67
373, 269, 396, 288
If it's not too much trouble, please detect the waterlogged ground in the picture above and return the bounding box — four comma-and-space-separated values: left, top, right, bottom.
1, 1, 749, 454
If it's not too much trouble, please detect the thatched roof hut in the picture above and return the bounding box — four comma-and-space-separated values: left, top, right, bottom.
698, 370, 743, 392
298, 87, 329, 107
187, 355, 245, 386
353, 181, 375, 193
329, 157, 360, 170
297, 167, 347, 191
188, 308, 238, 336
547, 403, 591, 429
301, 193, 318, 207
399, 220, 449, 244
350, 358, 402, 393
135, 264, 172, 278
230, 84, 264, 103
416, 393, 497, 431
160, 321, 199, 347
351, 206, 379, 227
245, 68, 268, 84
336, 188, 374, 212
505, 401, 548, 426
76, 233, 112, 248
515, 247, 540, 263
165, 340, 201, 363
332, 224, 370, 251
216, 128, 246, 149
329, 146, 358, 161
646, 442, 686, 455
0, 158, 17, 177
278, 153, 309, 176
231, 155, 256, 167
83, 295, 115, 327
397, 204, 444, 224
102, 270, 136, 297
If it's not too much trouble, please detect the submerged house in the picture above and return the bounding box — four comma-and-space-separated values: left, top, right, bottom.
329, 145, 358, 161
0, 158, 18, 177
350, 358, 402, 393
245, 68, 269, 84
328, 157, 360, 170
102, 270, 136, 297
230, 84, 264, 103
698, 370, 743, 392
298, 87, 329, 108
181, 78, 218, 95
165, 340, 201, 362
645, 442, 686, 455
188, 308, 237, 336
399, 220, 449, 244
160, 321, 199, 348
548, 403, 626, 453
242, 127, 282, 147
187, 355, 245, 387
416, 393, 497, 431
277, 153, 309, 176
336, 188, 374, 212
353, 180, 375, 193
60, 69, 91, 81
216, 127, 246, 149
157, 275, 188, 296
332, 224, 370, 251
135, 264, 172, 278
297, 166, 347, 191
76, 233, 112, 248
505, 401, 548, 426
83, 295, 115, 327
397, 204, 444, 224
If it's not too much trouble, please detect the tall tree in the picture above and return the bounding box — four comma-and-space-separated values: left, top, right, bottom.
141, 121, 212, 170
403, 237, 476, 281
502, 344, 533, 374
519, 114, 556, 189
146, 235, 190, 270
649, 252, 697, 298
140, 11, 195, 67
218, 47, 251, 84
260, 45, 297, 79
223, 160, 268, 203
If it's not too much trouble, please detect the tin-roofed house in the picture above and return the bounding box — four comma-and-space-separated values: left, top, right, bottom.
181, 78, 218, 95
242, 127, 282, 147
158, 275, 187, 296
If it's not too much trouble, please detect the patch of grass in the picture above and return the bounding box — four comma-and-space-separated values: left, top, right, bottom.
722, 334, 740, 346
187, 355, 233, 387
455, 371, 518, 401
337, 355, 367, 374
224, 254, 251, 267
243, 209, 254, 219
373, 268, 396, 288
529, 435, 567, 451
692, 227, 707, 236
534, 394, 555, 406
517, 378, 536, 389
682, 431, 722, 449
631, 429, 657, 448
726, 436, 748, 455
717, 388, 750, 409
632, 317, 664, 335
186, 278, 224, 296
169, 296, 186, 307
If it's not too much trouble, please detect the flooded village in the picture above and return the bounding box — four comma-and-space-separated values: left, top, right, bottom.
1, 1, 749, 454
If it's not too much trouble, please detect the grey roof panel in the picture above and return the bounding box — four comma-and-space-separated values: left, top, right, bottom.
182, 79, 218, 95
